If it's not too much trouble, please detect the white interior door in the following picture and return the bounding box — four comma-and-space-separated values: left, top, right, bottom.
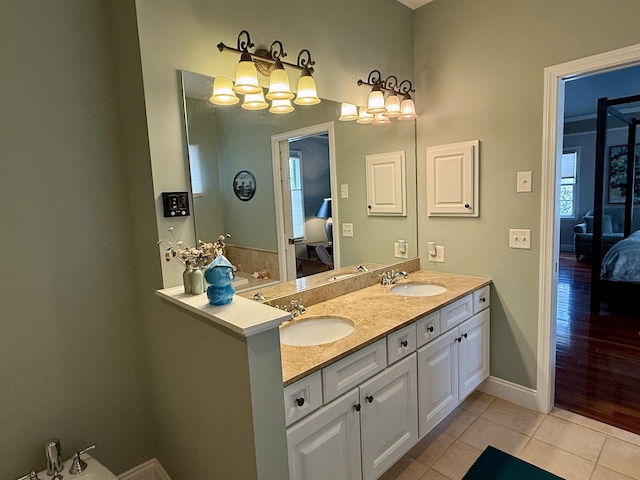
271, 122, 338, 282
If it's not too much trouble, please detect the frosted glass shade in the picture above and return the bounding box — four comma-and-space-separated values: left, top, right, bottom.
383, 93, 401, 118
266, 67, 294, 100
339, 103, 358, 121
210, 77, 239, 105
356, 106, 374, 124
372, 112, 391, 126
367, 89, 386, 114
397, 98, 418, 121
242, 91, 268, 110
294, 73, 321, 105
233, 54, 261, 95
269, 98, 294, 114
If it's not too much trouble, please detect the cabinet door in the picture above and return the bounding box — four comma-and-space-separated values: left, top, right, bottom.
287, 389, 362, 480
360, 354, 418, 480
365, 151, 406, 216
417, 329, 459, 437
458, 309, 490, 400
426, 140, 479, 217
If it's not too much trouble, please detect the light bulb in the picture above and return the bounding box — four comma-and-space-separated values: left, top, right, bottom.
294, 71, 321, 105
266, 60, 294, 100
233, 52, 261, 95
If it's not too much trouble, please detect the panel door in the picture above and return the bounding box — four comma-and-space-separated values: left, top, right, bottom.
426, 140, 478, 217
458, 309, 490, 400
417, 329, 459, 437
365, 151, 406, 216
287, 389, 362, 480
359, 353, 418, 480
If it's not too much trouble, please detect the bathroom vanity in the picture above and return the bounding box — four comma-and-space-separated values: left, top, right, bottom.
156, 262, 490, 480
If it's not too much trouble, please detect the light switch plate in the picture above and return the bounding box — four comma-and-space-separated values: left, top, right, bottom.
509, 229, 531, 249
517, 171, 532, 192
394, 242, 408, 258
342, 223, 353, 237
430, 246, 445, 262
340, 184, 349, 198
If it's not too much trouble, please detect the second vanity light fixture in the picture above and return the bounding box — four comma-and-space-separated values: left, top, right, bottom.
339, 69, 417, 125
214, 30, 320, 114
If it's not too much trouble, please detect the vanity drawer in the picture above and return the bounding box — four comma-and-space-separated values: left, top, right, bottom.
473, 285, 490, 314
387, 323, 417, 365
284, 371, 323, 426
323, 339, 387, 403
440, 294, 473, 332
416, 311, 441, 347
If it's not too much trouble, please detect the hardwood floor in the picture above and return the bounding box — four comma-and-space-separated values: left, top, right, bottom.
555, 252, 640, 435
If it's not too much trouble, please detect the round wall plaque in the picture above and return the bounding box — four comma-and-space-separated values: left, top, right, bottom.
233, 170, 256, 201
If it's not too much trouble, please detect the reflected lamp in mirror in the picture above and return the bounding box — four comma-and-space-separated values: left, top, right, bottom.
339, 103, 358, 121
210, 77, 239, 105
315, 198, 333, 246
242, 91, 269, 110
357, 106, 374, 124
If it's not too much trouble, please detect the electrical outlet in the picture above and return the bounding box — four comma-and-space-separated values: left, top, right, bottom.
340, 184, 349, 198
342, 223, 353, 237
394, 242, 408, 259
431, 245, 445, 262
509, 229, 531, 249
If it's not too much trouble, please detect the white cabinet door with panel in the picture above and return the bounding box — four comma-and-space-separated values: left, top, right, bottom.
287, 389, 362, 480
359, 354, 418, 480
417, 328, 459, 437
426, 140, 479, 217
458, 309, 490, 400
365, 151, 406, 216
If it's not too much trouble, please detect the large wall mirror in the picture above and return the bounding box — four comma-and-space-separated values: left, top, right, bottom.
180, 70, 417, 292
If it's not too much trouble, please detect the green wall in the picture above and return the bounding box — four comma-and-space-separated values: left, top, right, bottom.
0, 0, 154, 477
415, 0, 640, 388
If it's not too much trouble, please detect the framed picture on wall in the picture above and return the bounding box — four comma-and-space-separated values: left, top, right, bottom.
607, 144, 640, 204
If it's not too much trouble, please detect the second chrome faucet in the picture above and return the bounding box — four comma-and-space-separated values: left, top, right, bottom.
379, 270, 409, 286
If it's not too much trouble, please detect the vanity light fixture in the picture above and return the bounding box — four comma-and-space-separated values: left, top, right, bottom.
356, 106, 374, 124
339, 103, 358, 121
217, 30, 320, 114
339, 70, 417, 125
210, 77, 239, 105
242, 91, 269, 110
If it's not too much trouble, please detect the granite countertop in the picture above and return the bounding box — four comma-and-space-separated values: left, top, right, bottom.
280, 270, 491, 386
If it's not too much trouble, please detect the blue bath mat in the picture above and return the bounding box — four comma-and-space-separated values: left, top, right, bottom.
462, 445, 565, 480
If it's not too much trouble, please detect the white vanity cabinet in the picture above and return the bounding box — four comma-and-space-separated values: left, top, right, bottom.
287, 388, 363, 480
359, 354, 417, 480
285, 285, 491, 480
286, 354, 417, 480
417, 304, 490, 436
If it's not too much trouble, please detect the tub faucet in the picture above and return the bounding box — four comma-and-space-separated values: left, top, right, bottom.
45, 438, 63, 479
380, 270, 409, 286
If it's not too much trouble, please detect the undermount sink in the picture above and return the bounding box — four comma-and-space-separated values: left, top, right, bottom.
280, 316, 355, 346
390, 283, 448, 297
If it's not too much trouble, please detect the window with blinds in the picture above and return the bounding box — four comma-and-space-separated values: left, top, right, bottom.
560, 149, 579, 218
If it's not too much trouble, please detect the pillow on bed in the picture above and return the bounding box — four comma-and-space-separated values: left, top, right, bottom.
584, 215, 613, 233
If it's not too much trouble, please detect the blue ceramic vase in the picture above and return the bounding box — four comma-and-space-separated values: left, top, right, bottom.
204, 255, 235, 305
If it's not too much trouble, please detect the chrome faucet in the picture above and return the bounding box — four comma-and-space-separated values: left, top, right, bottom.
289, 299, 306, 317
45, 438, 63, 479
379, 270, 409, 286
357, 265, 369, 272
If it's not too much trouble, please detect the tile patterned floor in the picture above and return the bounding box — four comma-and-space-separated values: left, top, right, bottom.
380, 392, 640, 480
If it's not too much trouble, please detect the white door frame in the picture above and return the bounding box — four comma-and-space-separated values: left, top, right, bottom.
271, 121, 338, 282
537, 43, 640, 413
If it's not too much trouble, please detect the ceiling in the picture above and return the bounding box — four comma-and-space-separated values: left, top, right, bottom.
564, 64, 640, 119
396, 0, 433, 10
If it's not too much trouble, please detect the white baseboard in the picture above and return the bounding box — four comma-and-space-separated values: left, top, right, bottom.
118, 458, 170, 480
479, 376, 538, 411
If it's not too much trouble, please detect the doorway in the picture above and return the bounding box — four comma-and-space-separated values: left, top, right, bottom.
271, 122, 338, 282
538, 43, 640, 414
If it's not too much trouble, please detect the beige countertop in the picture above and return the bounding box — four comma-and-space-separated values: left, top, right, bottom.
280, 270, 491, 386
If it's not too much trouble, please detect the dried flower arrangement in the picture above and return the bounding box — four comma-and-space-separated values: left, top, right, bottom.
157, 228, 228, 269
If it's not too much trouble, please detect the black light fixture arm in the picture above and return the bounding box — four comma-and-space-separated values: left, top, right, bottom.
218, 30, 314, 72
357, 69, 415, 96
